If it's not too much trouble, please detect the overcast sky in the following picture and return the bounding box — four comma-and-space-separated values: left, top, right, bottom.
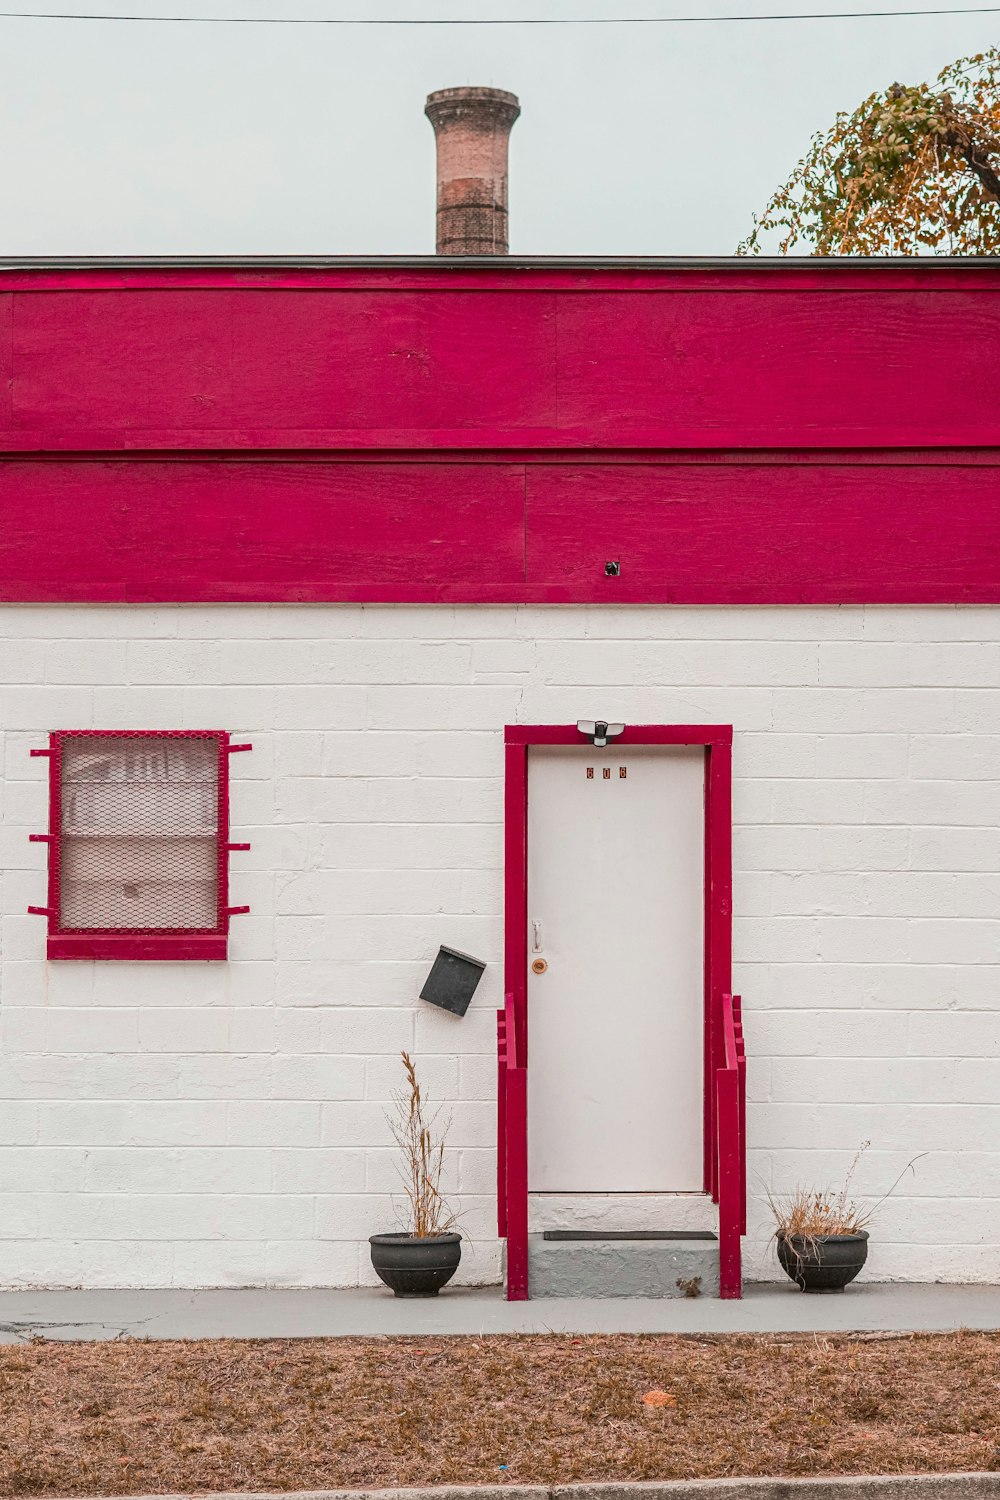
2, 0, 998, 255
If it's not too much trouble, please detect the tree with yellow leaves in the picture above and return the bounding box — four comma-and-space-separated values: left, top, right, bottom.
740, 48, 1000, 255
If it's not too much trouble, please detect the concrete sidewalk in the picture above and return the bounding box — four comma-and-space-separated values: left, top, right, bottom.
1, 1281, 998, 1342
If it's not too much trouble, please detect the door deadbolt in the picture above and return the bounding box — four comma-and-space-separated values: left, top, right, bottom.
531, 958, 548, 975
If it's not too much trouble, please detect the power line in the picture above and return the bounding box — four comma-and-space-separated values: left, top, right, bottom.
0, 3, 999, 23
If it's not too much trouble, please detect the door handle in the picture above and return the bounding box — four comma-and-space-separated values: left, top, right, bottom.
531, 919, 542, 953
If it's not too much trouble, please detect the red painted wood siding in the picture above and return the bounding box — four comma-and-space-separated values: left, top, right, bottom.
3, 455, 999, 603
4, 271, 1000, 451
1, 262, 999, 602
524, 460, 1000, 604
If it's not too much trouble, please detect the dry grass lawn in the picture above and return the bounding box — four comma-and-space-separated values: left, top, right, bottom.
1, 1331, 999, 1496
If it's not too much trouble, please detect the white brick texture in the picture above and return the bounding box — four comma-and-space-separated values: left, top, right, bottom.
1, 604, 999, 1287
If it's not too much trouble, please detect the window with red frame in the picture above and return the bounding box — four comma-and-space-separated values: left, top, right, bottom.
30, 731, 249, 960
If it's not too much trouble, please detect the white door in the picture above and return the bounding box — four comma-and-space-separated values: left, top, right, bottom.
527, 744, 705, 1193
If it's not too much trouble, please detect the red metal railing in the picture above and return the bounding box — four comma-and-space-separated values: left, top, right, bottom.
497, 992, 528, 1299
496, 1003, 510, 1239
714, 992, 747, 1299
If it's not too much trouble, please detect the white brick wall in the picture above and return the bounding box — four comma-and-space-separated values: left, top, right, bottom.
1, 604, 999, 1288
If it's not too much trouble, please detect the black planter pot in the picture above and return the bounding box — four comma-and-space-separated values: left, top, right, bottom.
369, 1232, 462, 1297
777, 1231, 869, 1292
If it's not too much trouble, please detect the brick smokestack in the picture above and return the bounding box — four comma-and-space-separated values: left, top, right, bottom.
425, 87, 521, 255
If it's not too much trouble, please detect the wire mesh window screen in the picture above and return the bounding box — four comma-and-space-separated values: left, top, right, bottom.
59, 735, 220, 932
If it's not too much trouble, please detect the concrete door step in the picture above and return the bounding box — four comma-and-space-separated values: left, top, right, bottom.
528, 1230, 720, 1298
543, 1230, 716, 1241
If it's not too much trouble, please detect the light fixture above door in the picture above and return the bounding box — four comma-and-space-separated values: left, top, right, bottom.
576, 719, 626, 748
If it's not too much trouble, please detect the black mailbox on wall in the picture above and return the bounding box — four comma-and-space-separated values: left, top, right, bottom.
419, 946, 486, 1018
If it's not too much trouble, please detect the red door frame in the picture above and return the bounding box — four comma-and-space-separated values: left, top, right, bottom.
498, 723, 734, 1301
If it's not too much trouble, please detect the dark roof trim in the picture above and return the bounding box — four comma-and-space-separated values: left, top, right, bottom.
2, 254, 1000, 270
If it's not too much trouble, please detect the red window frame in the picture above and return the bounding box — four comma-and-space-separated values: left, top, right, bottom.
29, 729, 250, 961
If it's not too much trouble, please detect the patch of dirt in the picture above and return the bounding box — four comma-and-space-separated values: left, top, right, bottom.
1, 1331, 999, 1495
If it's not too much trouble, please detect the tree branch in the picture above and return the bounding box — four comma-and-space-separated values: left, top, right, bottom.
959, 141, 1000, 204
941, 118, 1000, 203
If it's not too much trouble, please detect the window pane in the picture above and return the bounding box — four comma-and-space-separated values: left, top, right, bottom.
58, 737, 220, 931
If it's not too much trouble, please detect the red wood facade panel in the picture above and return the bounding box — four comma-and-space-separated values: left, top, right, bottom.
7, 288, 560, 439
1, 260, 998, 603
524, 461, 1000, 604
2, 454, 999, 603
4, 271, 1000, 451
0, 459, 527, 601
0, 295, 11, 433
545, 287, 1000, 450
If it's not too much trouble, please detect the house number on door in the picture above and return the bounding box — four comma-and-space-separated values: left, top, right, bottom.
586, 766, 627, 779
